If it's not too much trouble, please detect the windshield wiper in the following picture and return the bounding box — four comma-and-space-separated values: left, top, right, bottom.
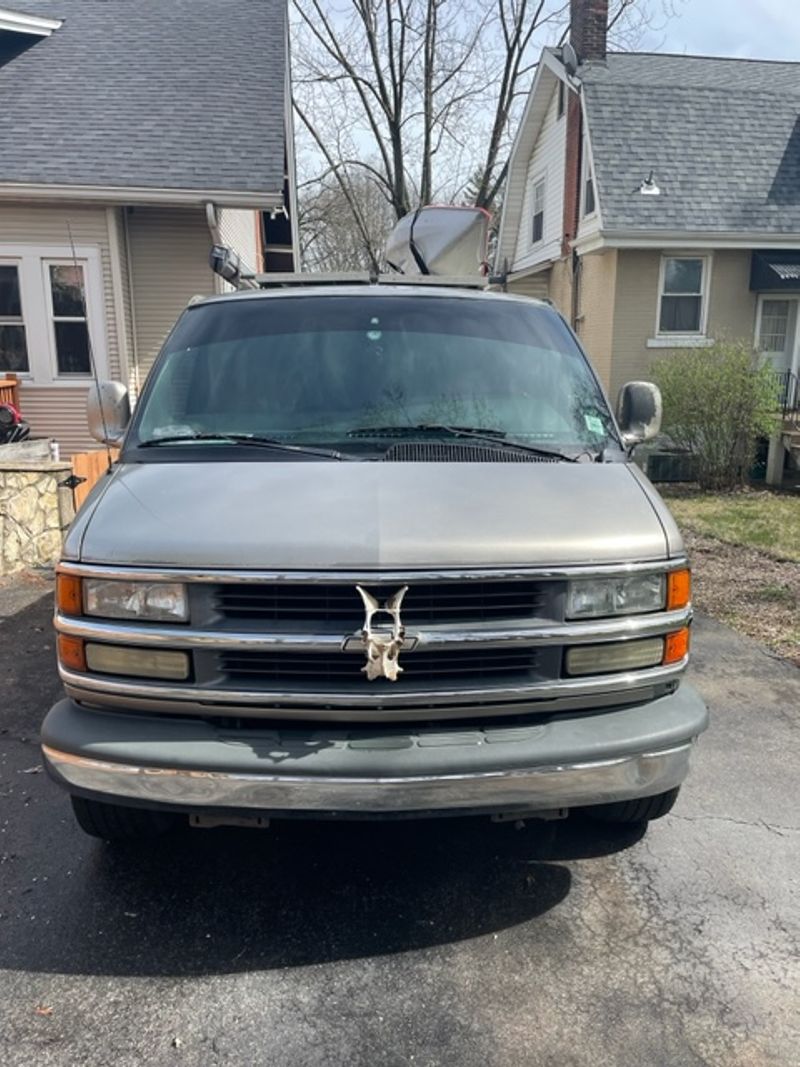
347, 423, 579, 462
137, 433, 353, 461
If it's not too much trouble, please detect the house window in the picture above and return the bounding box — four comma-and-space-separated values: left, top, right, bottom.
0, 245, 106, 385
758, 299, 790, 353
557, 81, 565, 119
531, 177, 545, 245
47, 263, 92, 374
658, 256, 708, 334
584, 166, 596, 217
0, 263, 28, 373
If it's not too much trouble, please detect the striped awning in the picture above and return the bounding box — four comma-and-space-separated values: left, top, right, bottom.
750, 251, 800, 290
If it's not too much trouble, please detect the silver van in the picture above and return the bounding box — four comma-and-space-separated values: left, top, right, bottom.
41, 278, 707, 840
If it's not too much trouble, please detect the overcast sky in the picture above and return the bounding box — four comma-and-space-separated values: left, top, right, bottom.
639, 0, 800, 61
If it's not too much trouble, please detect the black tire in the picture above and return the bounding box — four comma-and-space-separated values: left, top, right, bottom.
70, 796, 180, 841
585, 786, 680, 825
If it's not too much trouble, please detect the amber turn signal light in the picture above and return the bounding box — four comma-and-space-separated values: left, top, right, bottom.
57, 634, 87, 672
663, 628, 690, 665
667, 569, 691, 611
56, 573, 83, 616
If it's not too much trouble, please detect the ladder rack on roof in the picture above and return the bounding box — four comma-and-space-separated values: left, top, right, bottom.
210, 206, 507, 293
250, 271, 500, 290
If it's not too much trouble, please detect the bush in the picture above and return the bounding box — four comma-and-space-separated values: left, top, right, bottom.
651, 339, 779, 491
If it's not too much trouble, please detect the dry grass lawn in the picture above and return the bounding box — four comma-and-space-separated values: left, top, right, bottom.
664, 488, 800, 562
661, 488, 800, 665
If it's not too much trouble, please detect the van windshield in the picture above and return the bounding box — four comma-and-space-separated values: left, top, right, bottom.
128, 294, 617, 455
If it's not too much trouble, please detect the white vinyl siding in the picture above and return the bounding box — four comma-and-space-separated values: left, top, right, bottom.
0, 204, 122, 454
108, 207, 136, 395
512, 84, 566, 272
507, 269, 550, 302
0, 245, 108, 384
14, 386, 94, 457
0, 205, 120, 376
127, 207, 217, 384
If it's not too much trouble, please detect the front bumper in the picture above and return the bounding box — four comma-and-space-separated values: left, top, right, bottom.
41, 684, 708, 817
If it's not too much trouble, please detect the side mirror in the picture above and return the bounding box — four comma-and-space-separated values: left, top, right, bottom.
616, 380, 662, 448
87, 381, 130, 445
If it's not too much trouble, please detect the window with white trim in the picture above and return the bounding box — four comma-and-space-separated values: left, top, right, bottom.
658, 256, 709, 335
46, 262, 92, 375
531, 176, 545, 245
581, 138, 596, 218
0, 262, 28, 373
0, 245, 106, 383
758, 299, 790, 353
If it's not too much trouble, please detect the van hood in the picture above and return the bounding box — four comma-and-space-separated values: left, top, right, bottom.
68, 460, 681, 570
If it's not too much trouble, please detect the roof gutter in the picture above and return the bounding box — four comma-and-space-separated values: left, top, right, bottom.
574, 229, 800, 254
0, 8, 62, 35
0, 182, 284, 210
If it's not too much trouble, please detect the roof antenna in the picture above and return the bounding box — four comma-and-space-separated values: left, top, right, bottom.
66, 221, 113, 473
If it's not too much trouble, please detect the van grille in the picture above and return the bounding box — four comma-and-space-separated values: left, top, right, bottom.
218, 647, 541, 686
214, 580, 547, 625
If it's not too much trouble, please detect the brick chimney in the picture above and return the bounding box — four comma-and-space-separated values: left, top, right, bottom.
570, 0, 608, 63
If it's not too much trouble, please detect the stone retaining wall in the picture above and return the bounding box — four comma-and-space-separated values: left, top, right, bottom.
0, 460, 76, 575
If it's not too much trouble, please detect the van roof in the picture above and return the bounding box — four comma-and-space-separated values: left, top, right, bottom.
195, 284, 552, 311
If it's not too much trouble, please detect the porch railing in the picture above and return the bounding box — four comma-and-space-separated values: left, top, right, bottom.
777, 369, 799, 430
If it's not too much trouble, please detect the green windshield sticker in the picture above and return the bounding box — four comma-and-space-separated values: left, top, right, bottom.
584, 414, 604, 435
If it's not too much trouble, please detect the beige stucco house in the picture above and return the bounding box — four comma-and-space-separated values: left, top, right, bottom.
0, 1, 297, 456
497, 0, 800, 479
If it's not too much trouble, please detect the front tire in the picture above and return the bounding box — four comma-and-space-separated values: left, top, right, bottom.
585, 786, 680, 825
70, 796, 180, 841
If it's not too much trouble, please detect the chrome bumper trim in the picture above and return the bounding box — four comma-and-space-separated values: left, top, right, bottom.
62, 684, 658, 721
55, 607, 692, 652
59, 658, 687, 710
42, 742, 693, 813
57, 557, 689, 584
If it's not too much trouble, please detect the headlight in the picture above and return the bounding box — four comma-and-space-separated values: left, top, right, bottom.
83, 579, 189, 622
566, 573, 666, 619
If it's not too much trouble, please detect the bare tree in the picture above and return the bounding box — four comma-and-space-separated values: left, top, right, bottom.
293, 0, 680, 267
300, 170, 395, 271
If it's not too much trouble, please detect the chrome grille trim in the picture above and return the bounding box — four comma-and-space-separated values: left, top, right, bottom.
56, 607, 692, 651
60, 658, 688, 709
58, 558, 689, 584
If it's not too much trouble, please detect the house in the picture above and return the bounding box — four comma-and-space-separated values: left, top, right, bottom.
0, 0, 298, 456
496, 0, 800, 480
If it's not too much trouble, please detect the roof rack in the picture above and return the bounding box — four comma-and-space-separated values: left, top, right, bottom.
209, 246, 506, 293
251, 272, 500, 290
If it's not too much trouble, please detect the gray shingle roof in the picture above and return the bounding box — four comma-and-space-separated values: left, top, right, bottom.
581, 53, 800, 234
0, 0, 287, 198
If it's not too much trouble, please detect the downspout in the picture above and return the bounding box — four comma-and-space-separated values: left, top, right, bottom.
571, 247, 583, 333
122, 207, 142, 397
205, 202, 224, 294
205, 201, 222, 244
283, 10, 301, 270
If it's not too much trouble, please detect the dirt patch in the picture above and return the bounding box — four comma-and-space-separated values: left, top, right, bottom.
684, 529, 800, 667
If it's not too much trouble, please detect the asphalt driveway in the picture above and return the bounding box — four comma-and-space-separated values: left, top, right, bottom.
0, 578, 797, 1066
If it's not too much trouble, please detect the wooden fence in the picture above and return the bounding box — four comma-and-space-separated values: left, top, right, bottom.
70, 448, 120, 509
